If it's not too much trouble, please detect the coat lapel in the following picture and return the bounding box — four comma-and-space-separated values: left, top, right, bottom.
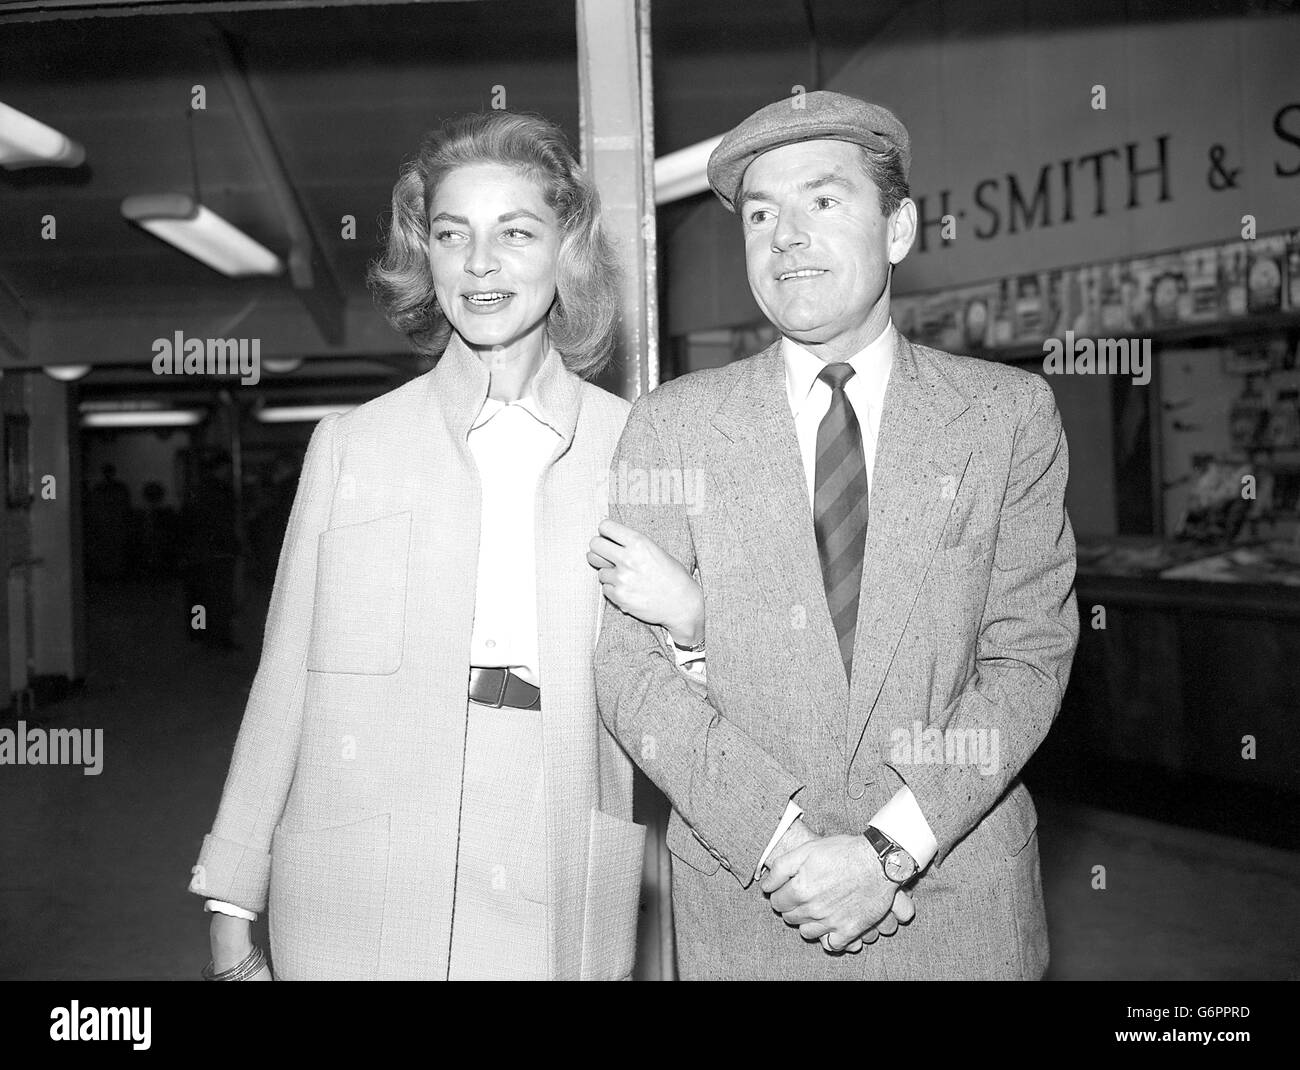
359, 334, 595, 979
845, 335, 972, 770
529, 347, 589, 981
408, 331, 489, 697
709, 342, 850, 758
394, 336, 486, 979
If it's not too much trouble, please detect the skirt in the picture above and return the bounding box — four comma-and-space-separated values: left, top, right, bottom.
446, 700, 551, 980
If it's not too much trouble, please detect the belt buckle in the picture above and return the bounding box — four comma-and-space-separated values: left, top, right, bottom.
493, 668, 510, 709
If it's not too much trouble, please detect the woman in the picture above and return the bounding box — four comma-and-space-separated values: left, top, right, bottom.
191, 111, 695, 980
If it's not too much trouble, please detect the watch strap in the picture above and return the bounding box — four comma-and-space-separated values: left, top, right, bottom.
864, 824, 894, 856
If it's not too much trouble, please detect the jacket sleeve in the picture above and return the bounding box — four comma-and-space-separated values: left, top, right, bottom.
886, 374, 1079, 864
188, 414, 340, 912
595, 397, 805, 889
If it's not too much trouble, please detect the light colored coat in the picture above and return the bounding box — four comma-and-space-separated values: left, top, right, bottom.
192, 337, 643, 980
596, 334, 1079, 980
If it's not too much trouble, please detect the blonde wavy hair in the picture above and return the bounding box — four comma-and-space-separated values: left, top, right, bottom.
368, 111, 621, 378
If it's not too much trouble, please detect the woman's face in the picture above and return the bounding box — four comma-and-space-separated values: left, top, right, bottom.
427, 163, 561, 352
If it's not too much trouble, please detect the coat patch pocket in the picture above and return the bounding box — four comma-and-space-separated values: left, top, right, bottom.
269, 812, 391, 979
308, 511, 411, 675
579, 808, 646, 981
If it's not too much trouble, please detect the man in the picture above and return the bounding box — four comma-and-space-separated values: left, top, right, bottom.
594, 91, 1078, 979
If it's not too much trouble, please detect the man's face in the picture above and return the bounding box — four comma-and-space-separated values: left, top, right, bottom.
738, 139, 916, 360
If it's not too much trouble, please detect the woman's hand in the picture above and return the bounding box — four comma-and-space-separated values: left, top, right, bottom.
588, 519, 704, 647
209, 913, 272, 980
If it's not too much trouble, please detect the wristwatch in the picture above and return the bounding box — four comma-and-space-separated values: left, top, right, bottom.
864, 825, 918, 884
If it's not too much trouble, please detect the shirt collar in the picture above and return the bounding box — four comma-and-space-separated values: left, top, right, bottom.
469, 391, 563, 436
783, 320, 897, 419
432, 331, 580, 446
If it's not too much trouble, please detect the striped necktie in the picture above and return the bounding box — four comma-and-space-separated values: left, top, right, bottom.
813, 362, 869, 682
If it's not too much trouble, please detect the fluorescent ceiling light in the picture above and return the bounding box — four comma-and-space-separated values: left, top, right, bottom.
256, 404, 356, 424
0, 101, 85, 169
121, 193, 284, 277
44, 365, 92, 382
654, 135, 724, 206
82, 410, 203, 428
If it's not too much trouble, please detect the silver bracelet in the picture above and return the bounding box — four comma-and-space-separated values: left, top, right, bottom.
202, 944, 267, 981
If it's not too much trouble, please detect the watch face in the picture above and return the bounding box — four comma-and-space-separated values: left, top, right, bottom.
884, 849, 915, 883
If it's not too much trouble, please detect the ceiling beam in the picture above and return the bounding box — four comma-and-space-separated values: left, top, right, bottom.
0, 0, 486, 24
202, 25, 345, 346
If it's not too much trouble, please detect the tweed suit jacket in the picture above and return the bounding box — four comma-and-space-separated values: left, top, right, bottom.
595, 332, 1079, 980
191, 336, 644, 980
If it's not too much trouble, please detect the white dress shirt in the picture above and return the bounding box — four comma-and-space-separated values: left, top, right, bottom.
465, 393, 564, 686
751, 322, 940, 878
207, 390, 563, 922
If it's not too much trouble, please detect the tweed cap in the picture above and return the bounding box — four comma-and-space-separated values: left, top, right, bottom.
706, 90, 910, 213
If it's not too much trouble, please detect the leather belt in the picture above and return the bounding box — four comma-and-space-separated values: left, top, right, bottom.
468, 666, 541, 710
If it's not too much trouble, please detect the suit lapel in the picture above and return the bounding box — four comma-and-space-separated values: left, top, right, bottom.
845, 335, 972, 767
709, 342, 850, 758
707, 334, 976, 778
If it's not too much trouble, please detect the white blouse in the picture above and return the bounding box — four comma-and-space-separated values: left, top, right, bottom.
465, 393, 564, 686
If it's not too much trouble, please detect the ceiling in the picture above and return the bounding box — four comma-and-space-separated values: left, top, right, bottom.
0, 0, 908, 380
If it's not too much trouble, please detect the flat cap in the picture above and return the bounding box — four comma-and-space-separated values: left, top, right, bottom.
706, 90, 910, 213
